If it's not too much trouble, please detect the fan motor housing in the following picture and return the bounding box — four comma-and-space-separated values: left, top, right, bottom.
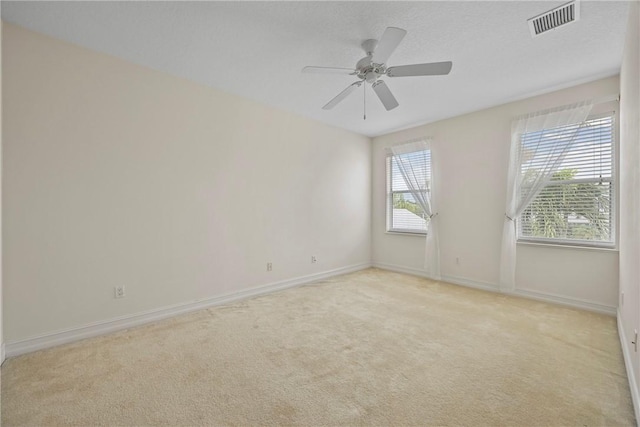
356, 56, 385, 82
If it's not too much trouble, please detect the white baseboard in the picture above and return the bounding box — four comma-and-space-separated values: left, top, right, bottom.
372, 261, 616, 316
373, 261, 498, 292
512, 288, 616, 316
5, 262, 371, 358
371, 262, 437, 281
618, 310, 640, 422
440, 274, 499, 293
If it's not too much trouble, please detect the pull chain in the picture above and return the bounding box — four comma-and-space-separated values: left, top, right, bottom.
363, 83, 367, 120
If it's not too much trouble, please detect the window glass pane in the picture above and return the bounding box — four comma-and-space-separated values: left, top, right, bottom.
519, 181, 612, 242
392, 192, 428, 231
387, 148, 431, 233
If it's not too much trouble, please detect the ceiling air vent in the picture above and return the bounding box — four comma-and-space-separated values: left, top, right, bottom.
528, 1, 580, 37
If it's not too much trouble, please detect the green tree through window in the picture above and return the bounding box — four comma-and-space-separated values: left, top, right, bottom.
521, 169, 611, 241
392, 193, 423, 217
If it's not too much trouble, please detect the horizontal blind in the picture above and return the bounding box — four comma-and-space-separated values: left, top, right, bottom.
519, 115, 614, 244
389, 150, 430, 232
519, 116, 613, 181
390, 150, 431, 192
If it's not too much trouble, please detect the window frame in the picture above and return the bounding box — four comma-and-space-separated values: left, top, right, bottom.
516, 110, 618, 249
385, 150, 430, 235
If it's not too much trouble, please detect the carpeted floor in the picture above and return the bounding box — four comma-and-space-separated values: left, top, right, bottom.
1, 268, 635, 426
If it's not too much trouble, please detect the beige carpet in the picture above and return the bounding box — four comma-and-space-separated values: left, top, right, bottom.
1, 268, 635, 426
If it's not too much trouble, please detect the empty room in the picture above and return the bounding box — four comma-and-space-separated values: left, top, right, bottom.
1, 1, 639, 425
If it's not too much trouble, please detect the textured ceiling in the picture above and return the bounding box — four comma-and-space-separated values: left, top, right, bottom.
1, 1, 630, 137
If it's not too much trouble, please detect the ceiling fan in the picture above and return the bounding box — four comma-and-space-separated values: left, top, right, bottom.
302, 27, 452, 117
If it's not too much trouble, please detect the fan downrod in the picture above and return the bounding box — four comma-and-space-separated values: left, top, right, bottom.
361, 39, 378, 56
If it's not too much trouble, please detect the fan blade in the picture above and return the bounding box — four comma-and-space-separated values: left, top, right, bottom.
387, 61, 453, 77
322, 81, 363, 110
302, 66, 356, 75
372, 80, 399, 111
371, 27, 407, 65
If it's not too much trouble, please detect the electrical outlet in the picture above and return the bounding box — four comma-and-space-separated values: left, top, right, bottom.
114, 286, 125, 299
267, 262, 272, 271
455, 257, 460, 265
311, 256, 317, 263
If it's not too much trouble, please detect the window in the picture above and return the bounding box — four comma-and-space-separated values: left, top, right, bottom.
518, 113, 615, 246
387, 149, 431, 234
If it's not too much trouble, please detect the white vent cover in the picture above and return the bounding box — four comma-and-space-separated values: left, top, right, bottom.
528, 1, 580, 37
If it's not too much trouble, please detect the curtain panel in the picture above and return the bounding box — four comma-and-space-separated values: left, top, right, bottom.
388, 138, 441, 280
499, 101, 593, 291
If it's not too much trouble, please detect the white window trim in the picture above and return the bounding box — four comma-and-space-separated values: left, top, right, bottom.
385, 154, 429, 235
516, 109, 618, 249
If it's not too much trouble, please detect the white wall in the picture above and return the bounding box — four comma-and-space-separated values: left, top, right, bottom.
2, 23, 371, 344
372, 76, 620, 313
618, 0, 640, 418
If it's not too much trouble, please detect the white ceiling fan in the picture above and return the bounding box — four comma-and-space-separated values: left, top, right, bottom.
302, 27, 452, 116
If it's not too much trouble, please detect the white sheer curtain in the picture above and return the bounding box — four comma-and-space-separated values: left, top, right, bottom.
499, 101, 593, 290
390, 139, 440, 280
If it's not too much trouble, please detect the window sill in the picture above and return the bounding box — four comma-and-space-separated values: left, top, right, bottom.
385, 231, 427, 237
517, 240, 618, 253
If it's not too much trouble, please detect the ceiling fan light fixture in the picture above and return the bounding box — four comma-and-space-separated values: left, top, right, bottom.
365, 71, 378, 83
